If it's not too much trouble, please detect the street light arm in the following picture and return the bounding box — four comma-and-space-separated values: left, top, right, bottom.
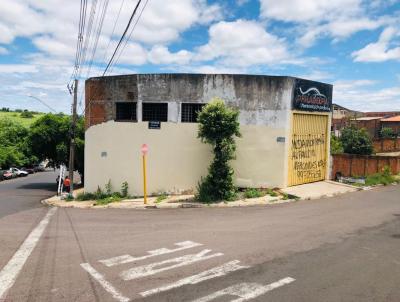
27, 95, 58, 113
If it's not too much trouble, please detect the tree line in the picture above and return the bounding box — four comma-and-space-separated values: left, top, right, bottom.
0, 113, 85, 180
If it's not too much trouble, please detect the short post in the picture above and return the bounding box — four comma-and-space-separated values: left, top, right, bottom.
141, 144, 149, 204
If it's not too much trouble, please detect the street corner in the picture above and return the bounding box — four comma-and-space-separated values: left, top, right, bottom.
41, 189, 300, 211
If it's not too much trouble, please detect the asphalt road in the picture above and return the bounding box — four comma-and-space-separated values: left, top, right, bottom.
0, 177, 399, 301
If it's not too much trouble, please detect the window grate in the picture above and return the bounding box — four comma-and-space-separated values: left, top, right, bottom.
115, 102, 137, 121
142, 103, 168, 122
181, 103, 205, 123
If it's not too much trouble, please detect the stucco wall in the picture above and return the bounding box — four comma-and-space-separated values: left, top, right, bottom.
85, 74, 294, 128
85, 121, 288, 196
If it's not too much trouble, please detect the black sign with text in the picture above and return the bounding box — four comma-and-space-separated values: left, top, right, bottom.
148, 121, 161, 129
293, 79, 332, 112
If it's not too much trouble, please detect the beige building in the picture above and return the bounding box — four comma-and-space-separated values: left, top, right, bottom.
85, 74, 333, 196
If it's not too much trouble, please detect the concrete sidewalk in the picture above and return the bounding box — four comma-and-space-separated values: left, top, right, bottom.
282, 180, 360, 200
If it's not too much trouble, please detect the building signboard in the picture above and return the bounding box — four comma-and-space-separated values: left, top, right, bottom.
292, 79, 332, 112
148, 121, 161, 129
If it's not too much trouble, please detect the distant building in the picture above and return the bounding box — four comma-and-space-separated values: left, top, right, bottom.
351, 117, 383, 138
380, 115, 400, 136
84, 74, 333, 195
331, 103, 361, 136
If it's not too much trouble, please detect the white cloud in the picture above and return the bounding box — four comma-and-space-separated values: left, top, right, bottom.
148, 45, 193, 65
259, 0, 362, 23
0, 46, 8, 55
352, 27, 400, 62
259, 0, 386, 47
195, 20, 291, 66
333, 79, 400, 111
0, 64, 38, 73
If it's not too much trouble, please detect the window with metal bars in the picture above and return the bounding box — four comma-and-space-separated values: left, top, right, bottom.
181, 103, 205, 123
142, 103, 168, 122
115, 102, 137, 121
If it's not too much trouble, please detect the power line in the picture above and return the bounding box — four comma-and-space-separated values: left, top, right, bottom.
69, 0, 88, 83
102, 0, 143, 76
76, 0, 99, 81
109, 0, 149, 75
84, 0, 110, 79
101, 0, 126, 66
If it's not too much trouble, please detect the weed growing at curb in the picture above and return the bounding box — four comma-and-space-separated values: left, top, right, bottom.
244, 188, 264, 198
155, 193, 168, 204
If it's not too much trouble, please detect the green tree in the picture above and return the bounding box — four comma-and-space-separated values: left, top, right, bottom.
330, 135, 343, 154
28, 114, 85, 180
0, 118, 31, 168
380, 127, 396, 138
20, 110, 34, 118
340, 126, 373, 155
197, 99, 241, 202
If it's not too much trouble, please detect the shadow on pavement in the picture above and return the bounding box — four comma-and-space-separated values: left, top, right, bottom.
17, 182, 57, 192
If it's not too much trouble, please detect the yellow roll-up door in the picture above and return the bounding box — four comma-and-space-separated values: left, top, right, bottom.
288, 113, 328, 186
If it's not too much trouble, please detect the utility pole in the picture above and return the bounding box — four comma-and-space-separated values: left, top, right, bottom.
69, 79, 78, 194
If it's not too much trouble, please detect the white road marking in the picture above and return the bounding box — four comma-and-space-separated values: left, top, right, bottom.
192, 277, 296, 302
81, 263, 129, 302
100, 241, 202, 267
120, 249, 224, 281
141, 260, 250, 297
0, 207, 57, 299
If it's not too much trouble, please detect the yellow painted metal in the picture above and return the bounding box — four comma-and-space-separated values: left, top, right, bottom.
142, 155, 147, 204
288, 113, 328, 186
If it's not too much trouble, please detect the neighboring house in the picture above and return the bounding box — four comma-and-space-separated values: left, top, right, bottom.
380, 115, 400, 136
332, 103, 357, 119
363, 111, 400, 118
85, 74, 333, 195
351, 117, 382, 138
331, 103, 361, 136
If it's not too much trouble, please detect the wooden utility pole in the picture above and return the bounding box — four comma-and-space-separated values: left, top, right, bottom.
69, 79, 78, 194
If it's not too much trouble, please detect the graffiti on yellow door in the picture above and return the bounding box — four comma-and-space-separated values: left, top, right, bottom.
288, 113, 328, 186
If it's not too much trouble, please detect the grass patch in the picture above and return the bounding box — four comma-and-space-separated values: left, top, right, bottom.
155, 193, 168, 204
365, 173, 395, 186
244, 188, 264, 198
94, 195, 122, 206
267, 188, 278, 197
0, 111, 45, 127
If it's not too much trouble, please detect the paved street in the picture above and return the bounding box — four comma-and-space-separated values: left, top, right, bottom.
1, 176, 400, 301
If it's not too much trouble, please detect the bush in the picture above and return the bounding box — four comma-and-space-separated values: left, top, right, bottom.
244, 188, 263, 198
380, 127, 396, 139
196, 177, 215, 203
20, 111, 34, 118
105, 179, 112, 195
365, 166, 395, 186
330, 135, 343, 154
121, 181, 129, 197
196, 99, 241, 202
340, 126, 373, 155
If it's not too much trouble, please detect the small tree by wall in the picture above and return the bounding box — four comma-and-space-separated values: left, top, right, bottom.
340, 126, 373, 155
330, 135, 343, 155
197, 98, 241, 202
380, 127, 396, 139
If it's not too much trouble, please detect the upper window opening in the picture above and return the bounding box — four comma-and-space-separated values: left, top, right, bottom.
181, 103, 205, 123
142, 103, 168, 122
115, 102, 137, 121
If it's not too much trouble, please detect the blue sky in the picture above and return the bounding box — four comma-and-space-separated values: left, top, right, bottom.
0, 0, 399, 113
